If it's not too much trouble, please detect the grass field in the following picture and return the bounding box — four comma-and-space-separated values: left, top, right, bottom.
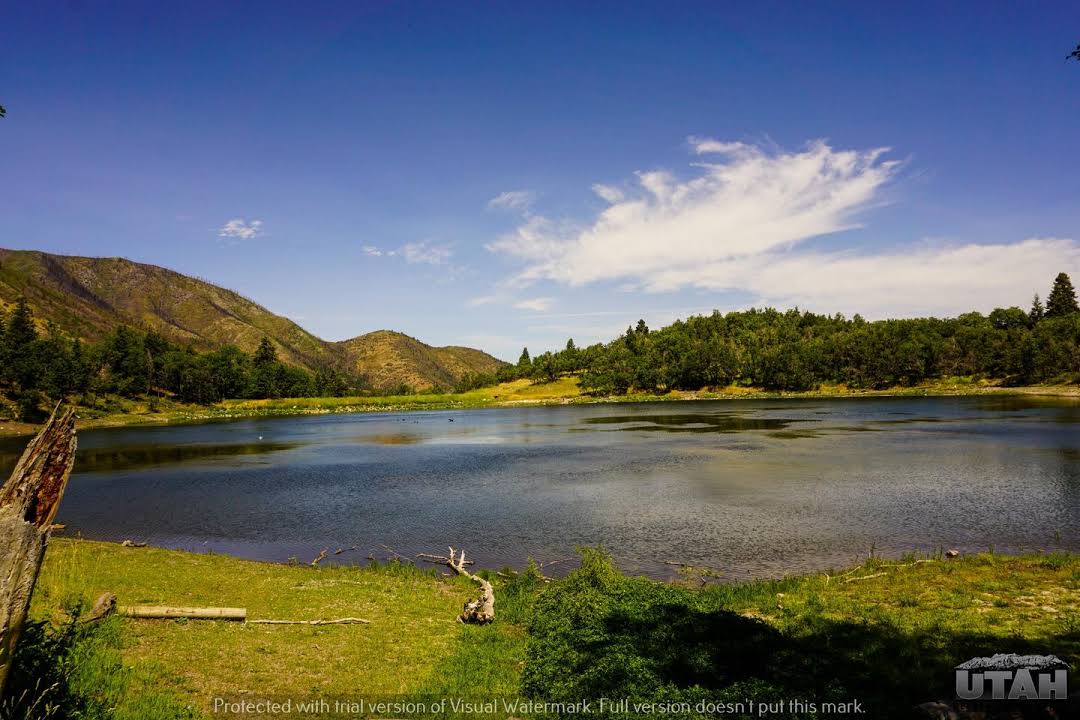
2, 375, 1077, 439
15, 540, 1080, 719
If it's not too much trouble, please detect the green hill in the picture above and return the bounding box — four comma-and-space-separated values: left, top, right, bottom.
336, 330, 506, 391
0, 248, 504, 392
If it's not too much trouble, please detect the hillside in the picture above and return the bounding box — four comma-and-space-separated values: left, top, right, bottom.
337, 330, 506, 391
0, 248, 504, 392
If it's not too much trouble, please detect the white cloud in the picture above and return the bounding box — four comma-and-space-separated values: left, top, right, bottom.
489, 139, 898, 287
362, 245, 383, 257
592, 184, 624, 204
488, 190, 535, 212
513, 297, 554, 312
401, 241, 452, 265
484, 137, 1080, 317
218, 218, 263, 240
721, 237, 1080, 318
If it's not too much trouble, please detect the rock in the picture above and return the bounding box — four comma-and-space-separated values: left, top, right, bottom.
945, 549, 960, 558
120, 539, 147, 547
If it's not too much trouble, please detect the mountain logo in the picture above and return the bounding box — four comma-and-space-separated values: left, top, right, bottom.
955, 653, 1068, 701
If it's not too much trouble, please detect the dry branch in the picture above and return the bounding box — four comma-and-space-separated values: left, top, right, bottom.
843, 572, 888, 583
0, 406, 77, 694
249, 617, 370, 625
416, 551, 474, 566
443, 547, 494, 624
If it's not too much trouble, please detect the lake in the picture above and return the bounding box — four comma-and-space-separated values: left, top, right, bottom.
2, 396, 1078, 579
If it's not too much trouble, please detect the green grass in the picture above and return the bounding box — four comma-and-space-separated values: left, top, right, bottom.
2, 375, 1078, 438
19, 540, 1080, 719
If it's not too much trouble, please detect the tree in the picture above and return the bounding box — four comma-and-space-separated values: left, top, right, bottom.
2, 299, 40, 389
249, 338, 280, 399
1030, 293, 1045, 325
1046, 272, 1079, 318
517, 347, 531, 373
253, 337, 277, 367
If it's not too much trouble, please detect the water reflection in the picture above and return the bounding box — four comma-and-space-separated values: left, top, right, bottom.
74, 441, 299, 473
3, 396, 1077, 580
582, 413, 807, 433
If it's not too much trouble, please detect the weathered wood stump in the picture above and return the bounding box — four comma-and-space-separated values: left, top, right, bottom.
447, 547, 495, 624
0, 406, 77, 693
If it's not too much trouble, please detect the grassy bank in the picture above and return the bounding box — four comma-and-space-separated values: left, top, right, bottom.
16, 540, 1080, 719
2, 376, 1078, 438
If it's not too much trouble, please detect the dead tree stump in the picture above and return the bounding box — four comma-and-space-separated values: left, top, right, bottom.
447, 547, 495, 624
0, 406, 77, 694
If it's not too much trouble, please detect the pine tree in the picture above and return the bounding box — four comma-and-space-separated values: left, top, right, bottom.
517, 347, 531, 368
253, 337, 278, 367
3, 298, 40, 387
5, 297, 37, 350
1030, 293, 1045, 324
1046, 272, 1079, 318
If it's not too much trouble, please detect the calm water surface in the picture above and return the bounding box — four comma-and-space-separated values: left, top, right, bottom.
2, 396, 1078, 579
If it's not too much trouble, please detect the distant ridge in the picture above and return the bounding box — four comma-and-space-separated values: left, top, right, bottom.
0, 248, 505, 391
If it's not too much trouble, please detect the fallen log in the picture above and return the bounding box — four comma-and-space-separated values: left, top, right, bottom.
446, 547, 494, 624
0, 406, 77, 694
118, 606, 247, 621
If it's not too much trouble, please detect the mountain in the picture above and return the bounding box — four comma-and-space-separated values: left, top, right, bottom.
0, 248, 505, 391
336, 330, 506, 392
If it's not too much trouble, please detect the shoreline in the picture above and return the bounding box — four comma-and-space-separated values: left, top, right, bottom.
1, 378, 1077, 438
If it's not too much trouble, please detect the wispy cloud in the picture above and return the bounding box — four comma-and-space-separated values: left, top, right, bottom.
218, 218, 263, 241
485, 137, 1080, 316
488, 190, 535, 213
401, 241, 452, 265
362, 242, 452, 265
512, 297, 554, 312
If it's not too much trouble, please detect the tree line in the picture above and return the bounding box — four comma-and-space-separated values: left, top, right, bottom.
0, 300, 366, 420
500, 272, 1080, 395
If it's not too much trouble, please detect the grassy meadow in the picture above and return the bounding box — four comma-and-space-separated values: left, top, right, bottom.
11, 539, 1079, 719
2, 375, 1078, 439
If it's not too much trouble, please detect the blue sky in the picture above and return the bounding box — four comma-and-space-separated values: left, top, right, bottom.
2, 2, 1079, 360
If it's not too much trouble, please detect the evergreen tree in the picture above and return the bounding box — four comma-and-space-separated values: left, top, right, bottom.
253, 337, 278, 367
1045, 272, 1079, 318
3, 298, 40, 388
5, 298, 37, 350
249, 338, 281, 398
1030, 293, 1045, 324
517, 347, 531, 369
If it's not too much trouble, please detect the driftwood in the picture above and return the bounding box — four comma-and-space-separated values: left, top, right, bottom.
118, 606, 246, 621
0, 406, 77, 694
444, 547, 494, 624
114, 603, 369, 625
249, 617, 370, 625
417, 552, 474, 566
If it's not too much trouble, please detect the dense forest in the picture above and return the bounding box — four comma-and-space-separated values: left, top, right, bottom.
0, 298, 365, 420
1, 273, 1078, 419
480, 272, 1080, 395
